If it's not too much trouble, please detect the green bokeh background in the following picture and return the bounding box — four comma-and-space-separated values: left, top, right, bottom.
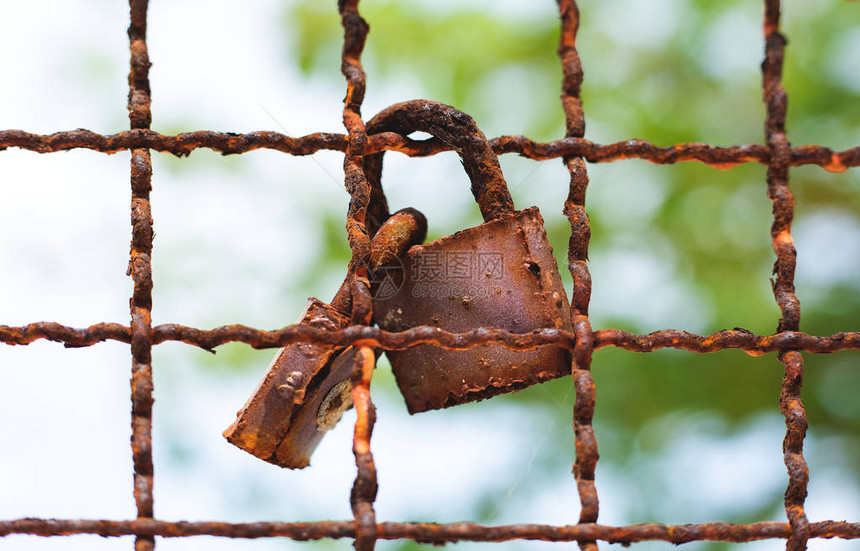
199, 0, 859, 548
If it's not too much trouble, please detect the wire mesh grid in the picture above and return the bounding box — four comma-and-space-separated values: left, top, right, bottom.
1, 0, 859, 549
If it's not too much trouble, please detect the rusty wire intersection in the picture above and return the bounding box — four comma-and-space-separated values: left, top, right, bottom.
1, 0, 860, 550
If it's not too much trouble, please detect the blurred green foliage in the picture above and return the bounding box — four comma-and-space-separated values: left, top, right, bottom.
285, 0, 859, 546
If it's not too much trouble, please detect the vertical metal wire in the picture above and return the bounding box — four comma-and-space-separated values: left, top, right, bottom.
557, 2, 598, 550
340, 0, 372, 291
127, 1, 155, 550
338, 1, 378, 549
761, 2, 810, 550
350, 346, 378, 551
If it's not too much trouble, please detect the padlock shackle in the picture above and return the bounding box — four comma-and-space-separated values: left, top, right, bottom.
330, 207, 427, 314
364, 100, 515, 234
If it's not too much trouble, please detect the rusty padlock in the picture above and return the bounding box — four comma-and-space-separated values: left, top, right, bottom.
365, 100, 573, 414
223, 208, 427, 468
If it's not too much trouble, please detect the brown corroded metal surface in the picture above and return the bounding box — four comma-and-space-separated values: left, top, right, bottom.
375, 207, 572, 413
3, 129, 859, 173
2, 320, 859, 357
364, 100, 515, 224
127, 1, 155, 550
368, 208, 427, 271
361, 99, 517, 237
2, 322, 860, 355
337, 2, 378, 547
223, 299, 355, 468
362, 100, 569, 413
762, 3, 811, 550
1, 518, 859, 544
557, 2, 598, 549
350, 346, 378, 550
224, 208, 426, 468
339, 0, 372, 312
331, 208, 428, 318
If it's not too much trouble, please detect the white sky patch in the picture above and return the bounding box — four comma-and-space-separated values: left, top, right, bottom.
699, 7, 763, 82
589, 246, 712, 333
593, 0, 687, 49
794, 210, 860, 291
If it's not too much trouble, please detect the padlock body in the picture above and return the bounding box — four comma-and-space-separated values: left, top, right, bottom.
374, 206, 573, 413
223, 299, 356, 468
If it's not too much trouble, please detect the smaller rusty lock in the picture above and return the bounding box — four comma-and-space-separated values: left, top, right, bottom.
223, 208, 426, 468
365, 100, 573, 414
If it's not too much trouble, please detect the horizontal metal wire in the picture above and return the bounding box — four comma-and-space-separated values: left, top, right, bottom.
0, 128, 857, 171
2, 0, 858, 547
1, 518, 858, 544
1, 321, 858, 355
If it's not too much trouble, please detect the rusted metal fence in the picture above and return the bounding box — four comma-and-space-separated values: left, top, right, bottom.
1, 0, 859, 550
